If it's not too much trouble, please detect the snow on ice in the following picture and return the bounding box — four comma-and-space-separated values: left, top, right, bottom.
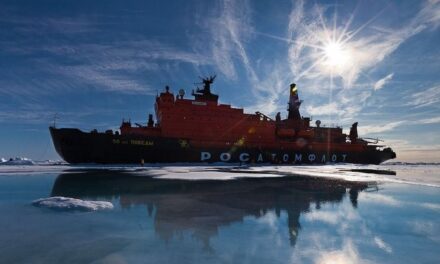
32, 197, 114, 211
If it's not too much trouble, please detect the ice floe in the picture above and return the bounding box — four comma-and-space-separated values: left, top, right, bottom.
32, 196, 113, 211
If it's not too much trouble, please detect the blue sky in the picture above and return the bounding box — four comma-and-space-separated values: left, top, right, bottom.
0, 0, 439, 162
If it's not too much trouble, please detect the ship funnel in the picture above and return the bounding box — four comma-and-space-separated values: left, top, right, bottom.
288, 83, 302, 120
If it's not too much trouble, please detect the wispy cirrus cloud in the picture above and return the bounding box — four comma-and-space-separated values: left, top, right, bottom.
206, 0, 256, 82
373, 73, 394, 91
360, 121, 405, 135
354, 112, 440, 136
407, 84, 440, 108
200, 0, 291, 115
0, 39, 212, 97
359, 193, 403, 207
306, 102, 340, 116
315, 240, 368, 264
418, 116, 440, 124
0, 14, 101, 36
304, 205, 359, 225
199, 0, 440, 123
374, 236, 393, 253
0, 2, 216, 98
410, 220, 439, 242
283, 0, 440, 121
56, 65, 151, 94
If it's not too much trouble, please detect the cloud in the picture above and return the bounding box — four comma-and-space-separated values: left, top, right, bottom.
205, 0, 256, 82
303, 209, 360, 226
306, 102, 340, 116
373, 73, 394, 90
0, 4, 218, 99
359, 193, 403, 207
0, 14, 100, 36
282, 0, 440, 122
0, 39, 213, 97
407, 84, 440, 108
374, 236, 393, 253
417, 116, 440, 124
420, 202, 440, 211
388, 139, 440, 162
0, 110, 56, 124
238, 0, 440, 119
58, 65, 151, 94
303, 201, 360, 225
409, 220, 439, 241
360, 121, 405, 134
200, 0, 292, 116
315, 240, 369, 264
304, 210, 340, 225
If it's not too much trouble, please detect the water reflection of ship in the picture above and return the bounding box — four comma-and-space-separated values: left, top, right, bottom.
51, 170, 373, 248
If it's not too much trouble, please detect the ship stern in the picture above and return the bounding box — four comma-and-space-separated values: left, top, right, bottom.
380, 147, 396, 164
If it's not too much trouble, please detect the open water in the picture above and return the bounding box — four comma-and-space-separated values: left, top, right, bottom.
0, 163, 439, 263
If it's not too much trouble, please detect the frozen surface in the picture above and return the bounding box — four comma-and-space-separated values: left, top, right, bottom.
0, 158, 65, 167
32, 196, 113, 211
0, 163, 439, 187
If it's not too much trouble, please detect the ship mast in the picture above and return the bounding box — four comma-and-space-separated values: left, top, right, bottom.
287, 83, 302, 120
192, 75, 219, 102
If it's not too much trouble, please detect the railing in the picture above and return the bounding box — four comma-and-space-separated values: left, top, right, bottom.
255, 111, 274, 121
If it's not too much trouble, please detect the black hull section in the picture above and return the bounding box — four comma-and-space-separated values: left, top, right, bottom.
49, 127, 396, 165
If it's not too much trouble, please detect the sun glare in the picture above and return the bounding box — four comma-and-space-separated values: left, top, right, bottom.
322, 41, 352, 72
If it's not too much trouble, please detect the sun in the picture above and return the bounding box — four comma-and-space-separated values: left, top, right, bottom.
322, 41, 352, 73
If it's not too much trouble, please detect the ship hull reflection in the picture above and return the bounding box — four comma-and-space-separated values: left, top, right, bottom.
51, 170, 374, 247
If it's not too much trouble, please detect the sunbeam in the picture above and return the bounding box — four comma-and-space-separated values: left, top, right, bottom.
320, 38, 353, 74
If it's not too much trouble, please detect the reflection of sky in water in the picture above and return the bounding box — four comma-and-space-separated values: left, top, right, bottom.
0, 170, 439, 264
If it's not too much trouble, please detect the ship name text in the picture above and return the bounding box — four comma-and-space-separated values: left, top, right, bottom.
112, 139, 154, 146
200, 152, 347, 163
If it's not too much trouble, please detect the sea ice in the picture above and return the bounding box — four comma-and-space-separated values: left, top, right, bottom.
0, 157, 35, 165
34, 160, 66, 165
32, 196, 114, 211
1, 162, 439, 187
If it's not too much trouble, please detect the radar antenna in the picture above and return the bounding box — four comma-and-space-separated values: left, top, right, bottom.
195, 75, 216, 93
191, 74, 219, 102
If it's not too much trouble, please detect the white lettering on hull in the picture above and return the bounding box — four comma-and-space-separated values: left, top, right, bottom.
220, 153, 231, 161
239, 153, 250, 162
201, 152, 211, 161
199, 152, 348, 163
